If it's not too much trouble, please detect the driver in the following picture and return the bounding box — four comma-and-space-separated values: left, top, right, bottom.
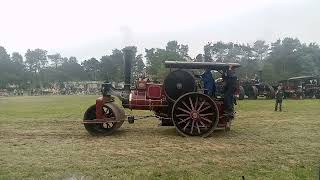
200, 69, 216, 97
223, 65, 237, 117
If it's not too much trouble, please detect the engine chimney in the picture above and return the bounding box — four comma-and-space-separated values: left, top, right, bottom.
122, 47, 136, 92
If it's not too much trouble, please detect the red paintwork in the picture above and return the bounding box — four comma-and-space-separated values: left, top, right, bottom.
95, 79, 231, 129
95, 96, 110, 119
128, 80, 230, 128
129, 83, 167, 110
147, 84, 162, 99
214, 100, 228, 128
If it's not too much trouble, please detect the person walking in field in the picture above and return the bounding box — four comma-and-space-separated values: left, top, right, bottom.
275, 84, 284, 112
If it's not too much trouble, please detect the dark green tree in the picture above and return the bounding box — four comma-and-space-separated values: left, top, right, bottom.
0, 46, 12, 87
253, 40, 269, 61
146, 41, 189, 81
47, 53, 62, 69
25, 49, 48, 88
68, 56, 78, 64
11, 52, 23, 64
81, 58, 100, 81
264, 38, 302, 81
59, 56, 86, 81
132, 54, 145, 82
10, 52, 27, 86
25, 49, 48, 74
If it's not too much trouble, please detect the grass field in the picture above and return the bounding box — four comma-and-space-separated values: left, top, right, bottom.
0, 95, 319, 180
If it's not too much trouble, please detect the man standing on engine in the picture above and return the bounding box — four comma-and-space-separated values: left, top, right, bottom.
223, 65, 237, 117
201, 69, 216, 97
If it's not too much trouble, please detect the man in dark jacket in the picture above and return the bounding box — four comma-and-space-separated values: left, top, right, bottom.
223, 65, 237, 116
201, 69, 216, 97
275, 84, 284, 111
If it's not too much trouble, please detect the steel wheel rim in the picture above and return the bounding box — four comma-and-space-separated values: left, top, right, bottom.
172, 92, 219, 136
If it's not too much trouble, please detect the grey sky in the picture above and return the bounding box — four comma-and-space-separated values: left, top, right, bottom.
0, 0, 319, 61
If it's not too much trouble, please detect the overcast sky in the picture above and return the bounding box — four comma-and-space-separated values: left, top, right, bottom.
0, 0, 319, 61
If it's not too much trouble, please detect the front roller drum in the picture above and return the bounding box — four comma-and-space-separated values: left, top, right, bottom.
83, 103, 125, 136
172, 92, 219, 137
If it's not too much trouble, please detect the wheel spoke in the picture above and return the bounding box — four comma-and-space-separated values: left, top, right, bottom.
178, 117, 191, 124
183, 120, 191, 131
199, 120, 206, 128
196, 122, 201, 134
189, 97, 194, 110
200, 113, 214, 117
194, 97, 198, 110
201, 116, 212, 123
176, 113, 189, 117
197, 101, 206, 111
182, 101, 192, 111
198, 105, 211, 113
190, 120, 195, 134
103, 107, 111, 114
178, 107, 191, 114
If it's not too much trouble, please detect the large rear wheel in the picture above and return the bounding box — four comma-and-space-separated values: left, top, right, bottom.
172, 92, 219, 137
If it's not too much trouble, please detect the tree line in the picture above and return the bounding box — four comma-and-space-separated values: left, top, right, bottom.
202, 38, 320, 83
0, 46, 144, 89
1, 37, 320, 89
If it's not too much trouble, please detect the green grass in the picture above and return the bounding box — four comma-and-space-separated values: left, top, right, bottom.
0, 95, 319, 180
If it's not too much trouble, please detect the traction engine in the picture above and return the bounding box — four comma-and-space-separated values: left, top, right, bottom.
83, 48, 241, 137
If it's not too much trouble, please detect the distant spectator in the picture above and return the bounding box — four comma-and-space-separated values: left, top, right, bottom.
275, 84, 284, 112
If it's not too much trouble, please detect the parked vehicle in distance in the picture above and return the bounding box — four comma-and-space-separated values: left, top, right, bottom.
278, 75, 320, 99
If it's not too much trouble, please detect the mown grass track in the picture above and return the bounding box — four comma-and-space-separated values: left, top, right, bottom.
0, 95, 319, 179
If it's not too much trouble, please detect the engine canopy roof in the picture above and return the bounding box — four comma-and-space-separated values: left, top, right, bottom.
165, 61, 240, 70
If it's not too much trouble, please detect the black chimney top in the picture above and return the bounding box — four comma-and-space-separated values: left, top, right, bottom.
122, 47, 136, 92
